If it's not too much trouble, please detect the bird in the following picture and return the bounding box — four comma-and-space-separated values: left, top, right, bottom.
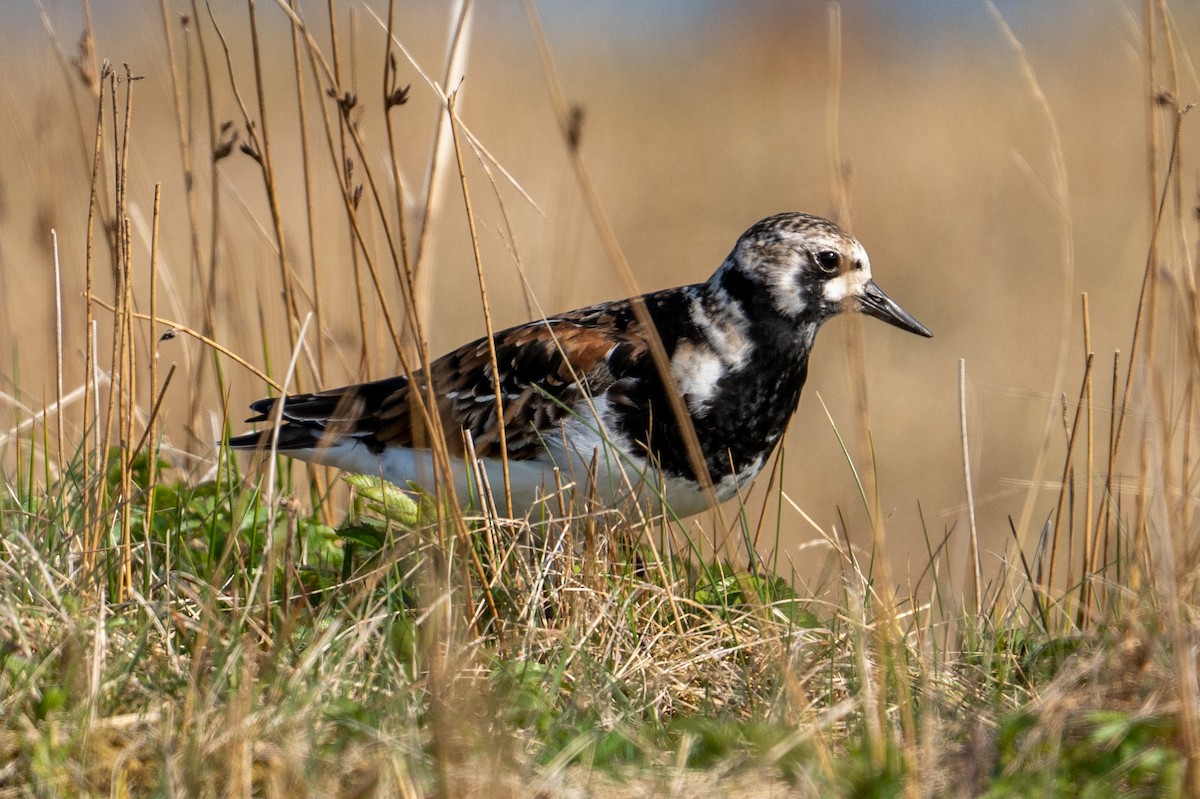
228, 212, 932, 518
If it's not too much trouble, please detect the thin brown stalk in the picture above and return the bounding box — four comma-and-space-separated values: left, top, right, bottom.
959, 359, 982, 615
361, 6, 541, 214
1046, 353, 1094, 607
1078, 294, 1096, 626
51, 231, 65, 479
826, 2, 848, 225
1152, 4, 1200, 788
448, 96, 512, 516
1094, 349, 1120, 601
131, 365, 176, 460
161, 0, 217, 440
186, 0, 229, 443
1112, 4, 1168, 550
326, 57, 436, 367
1145, 0, 1160, 265
205, 1, 304, 392
287, 0, 326, 382
82, 68, 106, 576
1107, 110, 1185, 556
157, 1, 211, 347
326, 0, 372, 377
277, 0, 333, 529
411, 0, 475, 348
290, 44, 437, 439
284, 5, 426, 359
287, 20, 409, 367
98, 69, 129, 501
99, 68, 136, 598
246, 0, 302, 362
119, 215, 136, 602
1156, 0, 1187, 267
147, 185, 162, 464
382, 0, 413, 275
144, 185, 163, 601
1154, 9, 1193, 571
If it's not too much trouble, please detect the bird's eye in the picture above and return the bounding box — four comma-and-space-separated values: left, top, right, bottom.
815, 250, 841, 274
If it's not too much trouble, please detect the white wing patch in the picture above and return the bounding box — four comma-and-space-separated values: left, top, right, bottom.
674, 342, 725, 409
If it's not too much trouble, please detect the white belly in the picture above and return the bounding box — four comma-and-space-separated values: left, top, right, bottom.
286, 432, 713, 519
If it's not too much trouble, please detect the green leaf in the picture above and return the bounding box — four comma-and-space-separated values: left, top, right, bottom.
344, 474, 421, 527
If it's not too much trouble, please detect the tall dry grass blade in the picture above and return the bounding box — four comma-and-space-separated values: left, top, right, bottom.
321, 0, 372, 378
1145, 0, 1161, 240
119, 214, 136, 602
1154, 0, 1188, 271
82, 66, 108, 576
1102, 109, 1185, 566
1094, 348, 1121, 607
185, 0, 231, 442
1104, 5, 1192, 559
1045, 353, 1093, 616
51, 230, 64, 475
245, 0, 301, 363
826, 2, 849, 225
285, 0, 326, 383
243, 312, 313, 645
149, 185, 162, 434
131, 365, 176, 459
958, 359, 982, 616
157, 0, 214, 383
447, 93, 512, 516
1140, 370, 1200, 794
100, 66, 138, 600
1078, 294, 1096, 627
145, 186, 163, 594
411, 0, 475, 347
281, 4, 445, 404
381, 0, 414, 277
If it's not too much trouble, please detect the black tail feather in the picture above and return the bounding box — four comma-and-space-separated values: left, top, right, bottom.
231, 374, 409, 452
226, 424, 326, 451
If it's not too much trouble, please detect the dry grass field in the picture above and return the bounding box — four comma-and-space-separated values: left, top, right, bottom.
1, 1, 1194, 574
2, 1, 1200, 795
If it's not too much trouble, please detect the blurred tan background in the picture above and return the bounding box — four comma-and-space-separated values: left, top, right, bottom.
2, 1, 1198, 591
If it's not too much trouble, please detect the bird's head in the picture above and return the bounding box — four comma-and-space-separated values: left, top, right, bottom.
716, 212, 932, 338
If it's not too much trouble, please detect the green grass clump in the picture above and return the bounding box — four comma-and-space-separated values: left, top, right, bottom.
0, 446, 1193, 797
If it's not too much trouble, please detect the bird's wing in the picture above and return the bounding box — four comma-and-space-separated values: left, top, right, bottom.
376, 305, 650, 459
236, 302, 654, 460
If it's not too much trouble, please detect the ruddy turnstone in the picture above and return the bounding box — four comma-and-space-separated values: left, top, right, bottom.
229, 212, 931, 517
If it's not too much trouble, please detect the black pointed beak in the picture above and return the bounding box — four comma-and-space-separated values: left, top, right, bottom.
858, 280, 932, 338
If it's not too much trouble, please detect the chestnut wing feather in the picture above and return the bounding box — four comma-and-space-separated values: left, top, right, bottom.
233, 305, 651, 459
374, 310, 647, 459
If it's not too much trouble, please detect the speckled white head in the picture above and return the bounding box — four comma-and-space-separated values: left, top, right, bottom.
716, 212, 932, 338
